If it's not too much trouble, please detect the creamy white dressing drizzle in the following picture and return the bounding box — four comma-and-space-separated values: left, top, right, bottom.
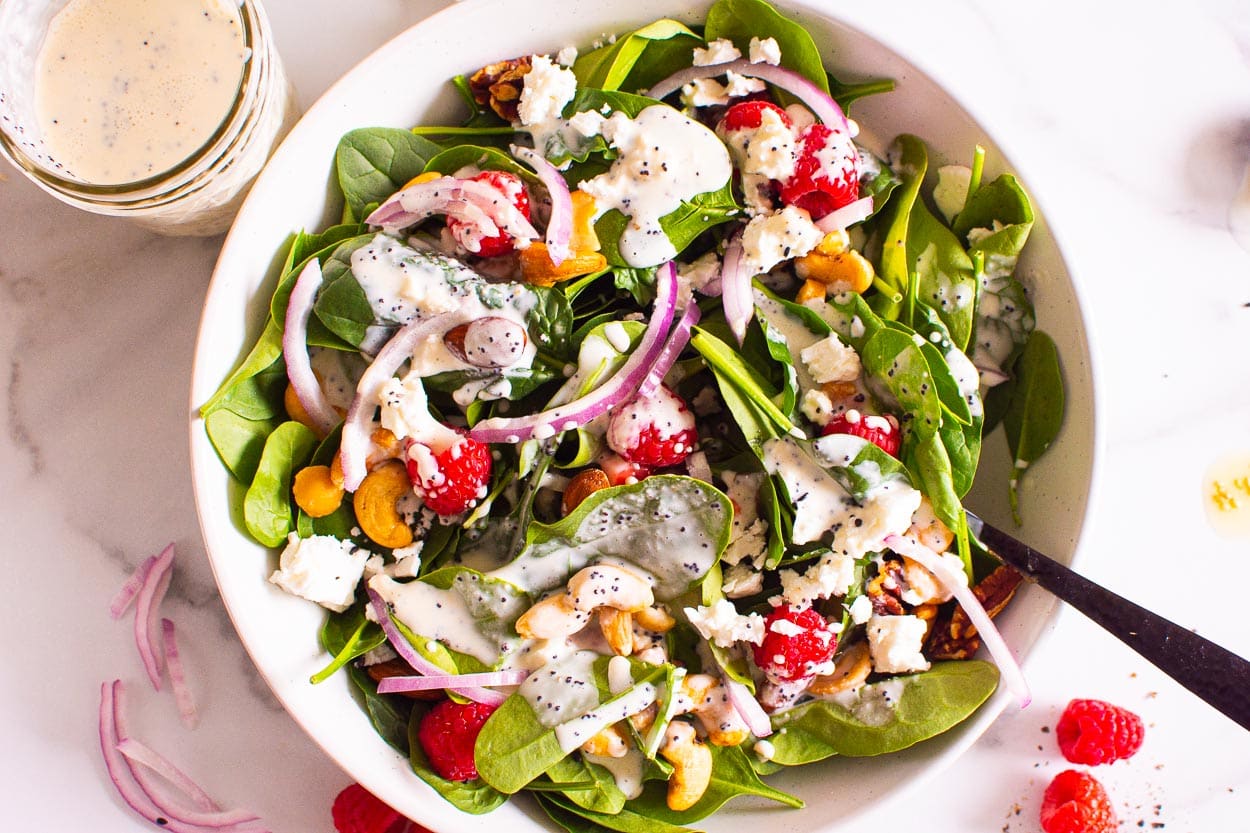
554, 682, 657, 753
369, 574, 504, 664
517, 649, 602, 728
829, 678, 906, 726
583, 748, 645, 799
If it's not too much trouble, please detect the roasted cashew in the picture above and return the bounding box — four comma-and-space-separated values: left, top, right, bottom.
365, 427, 405, 468
680, 674, 749, 747
599, 608, 635, 657
352, 461, 414, 548
514, 593, 590, 639
808, 641, 871, 696
659, 720, 712, 811
566, 564, 654, 613
292, 465, 345, 518
580, 722, 630, 758
633, 605, 676, 633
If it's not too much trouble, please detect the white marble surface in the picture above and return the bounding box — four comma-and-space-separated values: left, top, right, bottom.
2, 0, 1249, 831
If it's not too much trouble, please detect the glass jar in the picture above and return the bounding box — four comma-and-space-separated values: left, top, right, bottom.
0, 0, 300, 236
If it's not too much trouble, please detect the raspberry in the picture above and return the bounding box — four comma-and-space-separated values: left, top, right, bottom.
606, 384, 698, 468
446, 170, 530, 257
821, 410, 901, 457
598, 452, 653, 486
720, 100, 791, 132
752, 604, 838, 683
416, 698, 497, 782
778, 123, 860, 219
1040, 770, 1118, 833
406, 433, 493, 516
331, 783, 405, 833
1056, 699, 1145, 766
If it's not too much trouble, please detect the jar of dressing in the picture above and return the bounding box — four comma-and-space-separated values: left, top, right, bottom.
0, 0, 299, 236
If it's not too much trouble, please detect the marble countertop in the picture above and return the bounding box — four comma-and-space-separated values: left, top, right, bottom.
3, 0, 1249, 830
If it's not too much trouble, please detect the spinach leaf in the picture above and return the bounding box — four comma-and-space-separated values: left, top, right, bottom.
859, 327, 942, 439
1003, 330, 1064, 522
537, 793, 697, 833
768, 660, 1000, 764
311, 600, 385, 684
474, 693, 571, 794
200, 317, 283, 417
311, 235, 379, 349
204, 409, 281, 484
874, 134, 928, 309
594, 179, 740, 268
406, 701, 509, 814
574, 19, 701, 94
422, 143, 535, 181
953, 172, 1034, 243
419, 565, 531, 659
336, 127, 444, 222
690, 328, 794, 440
625, 743, 802, 823
346, 665, 412, 754
242, 420, 317, 547
908, 198, 976, 352
705, 0, 830, 94
543, 756, 627, 815
270, 230, 374, 351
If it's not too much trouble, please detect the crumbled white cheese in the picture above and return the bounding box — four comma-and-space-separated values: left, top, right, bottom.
740, 205, 824, 277
867, 614, 930, 674
386, 541, 425, 579
800, 388, 835, 426
847, 594, 873, 625
723, 518, 768, 567
379, 371, 460, 450
676, 250, 722, 309
741, 106, 797, 181
555, 46, 579, 67
568, 108, 607, 138
749, 36, 782, 65
722, 563, 765, 598
776, 551, 856, 607
684, 599, 766, 647
680, 72, 763, 108
518, 55, 578, 126
269, 534, 371, 612
693, 38, 742, 66
689, 384, 721, 417
800, 333, 862, 385
724, 70, 765, 98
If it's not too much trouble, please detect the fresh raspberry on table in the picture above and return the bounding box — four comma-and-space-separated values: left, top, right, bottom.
752, 604, 839, 683
821, 410, 902, 457
606, 383, 698, 467
406, 433, 492, 516
779, 122, 860, 219
1040, 769, 1118, 833
1056, 698, 1145, 765
416, 699, 498, 782
331, 782, 420, 833
719, 99, 792, 132
446, 170, 530, 257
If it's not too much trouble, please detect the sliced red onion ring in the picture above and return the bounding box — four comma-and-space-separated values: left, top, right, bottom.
162, 618, 199, 730
637, 300, 700, 400
511, 145, 573, 265
377, 669, 528, 695
366, 587, 507, 706
720, 235, 753, 346
110, 554, 156, 620
341, 313, 455, 492
115, 737, 220, 814
101, 681, 268, 833
365, 176, 499, 239
884, 534, 1031, 707
134, 543, 175, 691
468, 262, 679, 445
648, 59, 850, 133
282, 259, 340, 436
815, 194, 874, 233
724, 677, 773, 738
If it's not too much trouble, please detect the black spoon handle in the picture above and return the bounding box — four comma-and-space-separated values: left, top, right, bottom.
966, 511, 1250, 731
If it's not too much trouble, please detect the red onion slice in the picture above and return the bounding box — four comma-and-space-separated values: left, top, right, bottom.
110, 554, 156, 620
366, 587, 507, 706
282, 259, 340, 437
134, 543, 175, 691
637, 299, 700, 400
115, 737, 220, 813
376, 669, 528, 695
724, 678, 773, 738
815, 194, 874, 233
365, 177, 498, 239
720, 235, 753, 345
468, 262, 679, 445
511, 145, 573, 265
340, 313, 454, 492
648, 59, 850, 133
884, 534, 1031, 707
162, 618, 199, 730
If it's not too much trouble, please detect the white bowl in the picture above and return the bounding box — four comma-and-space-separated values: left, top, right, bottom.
189, 1, 1098, 830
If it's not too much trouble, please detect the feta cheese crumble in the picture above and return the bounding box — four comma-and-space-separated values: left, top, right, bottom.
693, 37, 741, 66
866, 614, 930, 674
740, 205, 824, 277
799, 333, 862, 385
269, 534, 371, 612
684, 599, 766, 647
518, 55, 578, 126
749, 36, 781, 65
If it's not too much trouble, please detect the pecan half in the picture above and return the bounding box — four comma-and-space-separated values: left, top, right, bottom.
926, 565, 1024, 660
364, 658, 442, 700
467, 56, 532, 122
866, 558, 907, 616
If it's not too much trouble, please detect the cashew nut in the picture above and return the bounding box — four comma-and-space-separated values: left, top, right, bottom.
566, 564, 654, 613
514, 593, 590, 639
580, 723, 630, 758
659, 720, 712, 811
680, 674, 750, 747
599, 608, 635, 657
633, 605, 676, 634
808, 641, 871, 696
366, 427, 404, 469
352, 461, 414, 548
292, 464, 345, 518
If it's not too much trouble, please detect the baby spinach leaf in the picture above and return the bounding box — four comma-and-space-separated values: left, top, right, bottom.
690, 327, 794, 439
828, 74, 896, 111
767, 660, 999, 764
311, 600, 385, 684
310, 235, 379, 349
419, 565, 531, 654
953, 172, 1034, 243
270, 231, 374, 351
859, 327, 942, 439
574, 19, 701, 94
904, 431, 964, 567
243, 420, 318, 547
407, 701, 509, 814
204, 409, 280, 484
1003, 330, 1064, 522
705, 0, 830, 94
538, 793, 697, 833
543, 756, 627, 815
875, 134, 928, 307
625, 742, 802, 823
594, 179, 740, 268
336, 127, 444, 222
200, 318, 283, 417
346, 665, 412, 755
206, 357, 287, 422
908, 199, 976, 352
422, 144, 535, 181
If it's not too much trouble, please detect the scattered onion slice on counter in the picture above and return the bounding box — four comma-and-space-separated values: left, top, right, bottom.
884, 533, 1031, 707
647, 58, 852, 134
815, 194, 874, 233
719, 234, 753, 345
637, 299, 700, 400
511, 144, 573, 265
115, 737, 220, 814
101, 680, 268, 832
365, 587, 508, 706
366, 176, 539, 250
340, 313, 455, 492
133, 543, 175, 691
724, 678, 772, 738
110, 553, 157, 620
162, 618, 199, 730
376, 669, 528, 695
282, 258, 340, 437
467, 262, 679, 445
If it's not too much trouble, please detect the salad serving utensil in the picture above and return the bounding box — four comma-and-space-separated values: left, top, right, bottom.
966, 511, 1250, 731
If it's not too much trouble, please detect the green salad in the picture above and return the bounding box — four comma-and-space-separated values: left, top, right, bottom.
202, 0, 1065, 828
